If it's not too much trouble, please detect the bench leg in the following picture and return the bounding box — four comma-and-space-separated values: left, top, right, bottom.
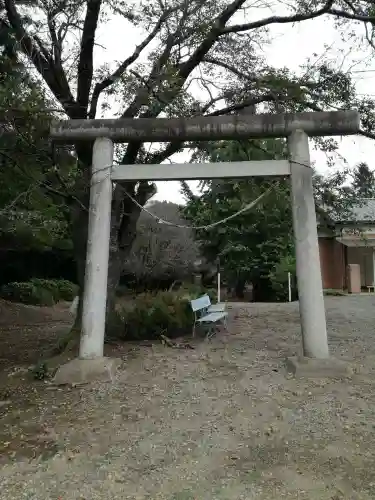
194, 322, 211, 339
192, 321, 196, 337
223, 315, 228, 332
205, 325, 216, 341
208, 323, 225, 341
198, 320, 227, 341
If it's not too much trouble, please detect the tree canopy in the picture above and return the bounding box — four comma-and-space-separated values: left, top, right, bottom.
181, 137, 364, 300
1, 0, 375, 310
352, 162, 375, 198
0, 34, 74, 251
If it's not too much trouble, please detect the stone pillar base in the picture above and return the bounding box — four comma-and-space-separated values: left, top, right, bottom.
52, 357, 122, 386
286, 356, 353, 378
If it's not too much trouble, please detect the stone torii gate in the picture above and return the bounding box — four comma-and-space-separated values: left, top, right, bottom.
50, 110, 360, 384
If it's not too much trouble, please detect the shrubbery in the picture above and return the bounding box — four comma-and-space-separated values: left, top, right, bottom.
177, 283, 217, 302
0, 281, 53, 306
0, 279, 78, 306
120, 291, 193, 340
269, 255, 298, 302
109, 287, 216, 341
52, 279, 78, 301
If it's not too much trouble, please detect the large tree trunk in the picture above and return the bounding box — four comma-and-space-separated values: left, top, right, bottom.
62, 143, 155, 349
234, 277, 246, 299
252, 276, 274, 302
70, 204, 88, 334
71, 142, 92, 284
56, 145, 91, 352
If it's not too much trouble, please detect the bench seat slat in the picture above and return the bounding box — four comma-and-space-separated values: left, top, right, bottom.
208, 303, 226, 313
197, 311, 228, 323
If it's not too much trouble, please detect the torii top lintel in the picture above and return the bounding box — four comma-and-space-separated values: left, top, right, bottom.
50, 110, 360, 143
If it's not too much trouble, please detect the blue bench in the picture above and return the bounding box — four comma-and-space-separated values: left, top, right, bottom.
190, 294, 228, 339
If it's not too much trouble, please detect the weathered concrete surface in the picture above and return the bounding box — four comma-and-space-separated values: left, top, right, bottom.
50, 110, 360, 143
80, 137, 113, 359
53, 357, 122, 386
111, 159, 291, 181
289, 130, 329, 359
286, 356, 353, 378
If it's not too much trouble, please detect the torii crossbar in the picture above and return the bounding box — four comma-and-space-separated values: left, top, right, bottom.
50, 111, 360, 382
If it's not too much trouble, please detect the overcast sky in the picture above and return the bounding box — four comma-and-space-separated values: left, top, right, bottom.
95, 9, 375, 204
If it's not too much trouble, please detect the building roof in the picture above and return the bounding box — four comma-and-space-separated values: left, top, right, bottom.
344, 198, 375, 223
320, 198, 375, 226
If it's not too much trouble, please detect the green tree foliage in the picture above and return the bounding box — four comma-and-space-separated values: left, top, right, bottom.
313, 169, 361, 225
182, 140, 292, 300
0, 36, 74, 251
182, 139, 359, 301
2, 0, 375, 315
352, 163, 375, 198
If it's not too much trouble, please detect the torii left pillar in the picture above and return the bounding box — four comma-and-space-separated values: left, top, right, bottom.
53, 137, 121, 385
80, 137, 113, 358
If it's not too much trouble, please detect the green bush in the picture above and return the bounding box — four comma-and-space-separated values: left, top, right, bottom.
115, 291, 195, 341
30, 279, 78, 301
30, 279, 60, 301
106, 309, 126, 341
178, 283, 218, 303
34, 286, 56, 306
0, 279, 78, 306
269, 255, 298, 302
55, 279, 78, 301
0, 281, 54, 306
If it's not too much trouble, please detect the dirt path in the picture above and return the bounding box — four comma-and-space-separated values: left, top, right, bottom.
1, 296, 375, 499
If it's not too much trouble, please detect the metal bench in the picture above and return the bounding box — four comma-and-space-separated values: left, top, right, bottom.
190, 294, 228, 339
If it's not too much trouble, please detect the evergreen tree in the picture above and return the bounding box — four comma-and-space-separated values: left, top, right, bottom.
352, 163, 375, 198
182, 139, 359, 301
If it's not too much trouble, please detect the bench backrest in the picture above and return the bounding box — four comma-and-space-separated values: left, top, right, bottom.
190, 294, 211, 312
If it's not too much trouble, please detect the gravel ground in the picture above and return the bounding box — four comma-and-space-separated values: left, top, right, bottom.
1, 295, 375, 499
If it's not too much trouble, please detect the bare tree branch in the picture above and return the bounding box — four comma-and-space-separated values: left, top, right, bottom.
77, 0, 102, 116
203, 56, 258, 80
222, 0, 335, 34
119, 0, 337, 166
364, 22, 375, 51
201, 95, 227, 114
47, 9, 62, 66
359, 129, 375, 140
328, 7, 375, 23
208, 94, 280, 116
146, 141, 185, 165
124, 0, 335, 130
89, 7, 174, 119
122, 33, 176, 119
120, 0, 251, 164
3, 0, 77, 116
177, 0, 247, 81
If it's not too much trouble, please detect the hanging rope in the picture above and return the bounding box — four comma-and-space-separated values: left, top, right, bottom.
116, 157, 312, 230
120, 181, 278, 230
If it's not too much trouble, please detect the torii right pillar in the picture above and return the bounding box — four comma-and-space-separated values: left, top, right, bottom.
288, 129, 329, 360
